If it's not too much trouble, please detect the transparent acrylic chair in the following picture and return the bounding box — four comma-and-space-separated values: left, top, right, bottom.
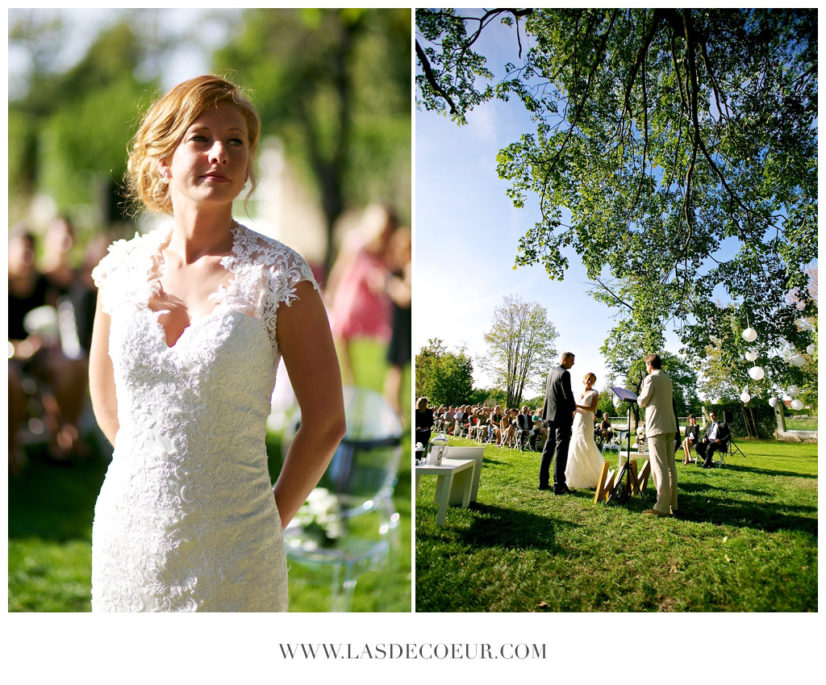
280, 386, 403, 611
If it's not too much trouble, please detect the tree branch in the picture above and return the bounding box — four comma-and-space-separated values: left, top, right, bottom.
593, 277, 634, 312
416, 39, 458, 116
538, 9, 619, 218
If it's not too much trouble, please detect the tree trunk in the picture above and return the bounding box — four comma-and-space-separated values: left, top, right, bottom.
739, 404, 753, 437
774, 402, 786, 434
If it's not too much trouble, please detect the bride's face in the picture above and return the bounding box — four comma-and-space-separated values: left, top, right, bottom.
163, 103, 250, 211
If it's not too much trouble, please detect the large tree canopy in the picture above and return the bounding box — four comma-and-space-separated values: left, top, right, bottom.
417, 8, 817, 391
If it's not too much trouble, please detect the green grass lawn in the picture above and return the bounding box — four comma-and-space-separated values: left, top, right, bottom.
416, 437, 817, 612
9, 339, 411, 612
784, 416, 818, 431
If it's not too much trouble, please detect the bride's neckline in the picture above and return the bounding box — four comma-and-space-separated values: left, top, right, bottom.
146, 222, 242, 348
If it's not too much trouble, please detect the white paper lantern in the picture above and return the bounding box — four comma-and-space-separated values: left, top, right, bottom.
740, 392, 751, 403
791, 399, 804, 411
806, 344, 816, 355
612, 395, 621, 407
790, 353, 805, 367
742, 327, 758, 342
768, 397, 778, 408
745, 350, 758, 362
748, 366, 765, 381
787, 385, 799, 397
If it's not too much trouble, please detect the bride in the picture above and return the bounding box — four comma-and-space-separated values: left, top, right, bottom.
564, 372, 605, 489
88, 76, 345, 611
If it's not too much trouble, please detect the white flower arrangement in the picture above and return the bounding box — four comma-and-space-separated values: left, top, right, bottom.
293, 487, 346, 549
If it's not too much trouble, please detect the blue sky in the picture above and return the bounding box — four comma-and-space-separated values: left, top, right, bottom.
415, 15, 631, 399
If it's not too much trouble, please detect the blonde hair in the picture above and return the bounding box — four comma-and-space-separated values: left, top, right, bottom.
583, 372, 597, 385
126, 75, 261, 214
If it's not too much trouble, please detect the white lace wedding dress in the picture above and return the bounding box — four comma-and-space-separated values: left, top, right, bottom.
564, 390, 605, 489
90, 223, 317, 612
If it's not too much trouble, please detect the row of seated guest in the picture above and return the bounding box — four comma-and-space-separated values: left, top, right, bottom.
418, 401, 627, 453
8, 220, 111, 472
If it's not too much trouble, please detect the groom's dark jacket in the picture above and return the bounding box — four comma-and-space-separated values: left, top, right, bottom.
541, 364, 576, 427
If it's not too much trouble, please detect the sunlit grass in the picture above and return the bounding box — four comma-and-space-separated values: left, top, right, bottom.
416, 437, 817, 612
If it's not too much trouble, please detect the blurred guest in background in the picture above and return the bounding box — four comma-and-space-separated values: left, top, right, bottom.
326, 205, 395, 385
382, 226, 411, 423
8, 225, 89, 465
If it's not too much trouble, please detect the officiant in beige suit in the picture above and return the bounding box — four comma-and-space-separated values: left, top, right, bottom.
637, 353, 678, 517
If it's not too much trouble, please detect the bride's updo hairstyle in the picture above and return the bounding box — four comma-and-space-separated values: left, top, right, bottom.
127, 75, 261, 214
583, 372, 597, 385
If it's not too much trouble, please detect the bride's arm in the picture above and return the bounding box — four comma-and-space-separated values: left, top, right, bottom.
576, 391, 599, 412
273, 281, 346, 529
88, 298, 119, 446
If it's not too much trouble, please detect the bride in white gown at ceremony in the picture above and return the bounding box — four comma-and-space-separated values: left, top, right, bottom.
88, 76, 345, 611
564, 372, 605, 489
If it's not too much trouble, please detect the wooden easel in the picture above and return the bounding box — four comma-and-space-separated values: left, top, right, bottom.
594, 458, 651, 504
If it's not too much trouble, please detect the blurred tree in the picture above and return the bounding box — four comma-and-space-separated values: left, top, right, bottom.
481, 295, 558, 408
595, 389, 618, 418
9, 14, 156, 221
212, 8, 411, 280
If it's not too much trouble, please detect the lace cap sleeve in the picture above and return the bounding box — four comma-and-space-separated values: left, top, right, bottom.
91, 232, 159, 315
225, 225, 319, 351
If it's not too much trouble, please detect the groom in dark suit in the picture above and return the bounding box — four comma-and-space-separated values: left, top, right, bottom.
539, 351, 577, 494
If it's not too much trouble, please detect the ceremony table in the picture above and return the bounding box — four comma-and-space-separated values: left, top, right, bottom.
415, 458, 475, 526
444, 445, 484, 503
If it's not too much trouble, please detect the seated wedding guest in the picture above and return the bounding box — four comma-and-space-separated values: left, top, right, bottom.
682, 414, 700, 464
488, 405, 503, 443
442, 406, 455, 434
41, 216, 77, 298
532, 407, 546, 449
695, 411, 730, 468
433, 405, 446, 432
500, 408, 518, 447
516, 406, 533, 449
469, 407, 482, 439
474, 408, 491, 441
415, 397, 435, 451
599, 415, 614, 442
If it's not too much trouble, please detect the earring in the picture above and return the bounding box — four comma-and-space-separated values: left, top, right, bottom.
160, 170, 170, 184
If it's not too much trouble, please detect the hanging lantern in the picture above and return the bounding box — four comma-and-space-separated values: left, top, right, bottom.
768, 397, 778, 408
740, 392, 751, 403
745, 350, 758, 362
787, 385, 800, 397
742, 327, 758, 342
790, 353, 805, 367
806, 343, 816, 355
748, 366, 765, 381
791, 399, 804, 411
612, 395, 621, 408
